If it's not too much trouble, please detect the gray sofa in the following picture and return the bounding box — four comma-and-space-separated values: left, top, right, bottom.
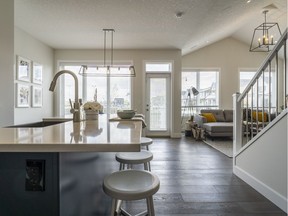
194, 109, 233, 138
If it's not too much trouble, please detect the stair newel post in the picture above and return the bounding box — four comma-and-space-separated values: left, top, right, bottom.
233, 93, 242, 162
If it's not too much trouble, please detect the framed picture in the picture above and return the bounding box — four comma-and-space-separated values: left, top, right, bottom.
17, 56, 31, 82
16, 83, 30, 107
32, 86, 42, 107
32, 62, 43, 84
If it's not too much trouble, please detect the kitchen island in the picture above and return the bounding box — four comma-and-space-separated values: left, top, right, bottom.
0, 115, 142, 216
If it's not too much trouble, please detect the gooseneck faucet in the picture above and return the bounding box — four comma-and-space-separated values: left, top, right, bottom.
49, 70, 82, 122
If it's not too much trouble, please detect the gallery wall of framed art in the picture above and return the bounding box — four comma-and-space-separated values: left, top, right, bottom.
15, 55, 43, 108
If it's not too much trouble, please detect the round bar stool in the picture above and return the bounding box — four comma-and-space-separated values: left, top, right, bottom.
115, 150, 153, 171
141, 137, 153, 150
103, 169, 160, 216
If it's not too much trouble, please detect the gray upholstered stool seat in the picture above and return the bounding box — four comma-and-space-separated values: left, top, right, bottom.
141, 137, 153, 150
103, 169, 160, 216
115, 150, 153, 171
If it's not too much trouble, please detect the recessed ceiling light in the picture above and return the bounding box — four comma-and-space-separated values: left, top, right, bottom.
175, 12, 184, 19
247, 0, 251, 3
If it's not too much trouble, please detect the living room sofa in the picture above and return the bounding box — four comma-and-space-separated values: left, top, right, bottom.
194, 109, 233, 138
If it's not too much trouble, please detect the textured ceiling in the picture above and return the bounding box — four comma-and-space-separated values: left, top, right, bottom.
14, 0, 287, 55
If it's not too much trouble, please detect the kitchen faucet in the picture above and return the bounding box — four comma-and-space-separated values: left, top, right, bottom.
49, 70, 82, 122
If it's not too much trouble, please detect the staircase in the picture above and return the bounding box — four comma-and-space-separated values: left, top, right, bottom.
233, 28, 287, 212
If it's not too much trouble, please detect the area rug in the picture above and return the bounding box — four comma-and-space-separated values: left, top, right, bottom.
202, 137, 233, 158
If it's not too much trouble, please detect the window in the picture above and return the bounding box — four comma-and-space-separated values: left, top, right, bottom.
145, 62, 172, 72
239, 71, 256, 93
181, 70, 219, 124
60, 64, 132, 117
239, 70, 276, 109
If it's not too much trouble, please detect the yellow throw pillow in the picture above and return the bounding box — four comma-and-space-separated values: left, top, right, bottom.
252, 111, 267, 122
201, 113, 217, 122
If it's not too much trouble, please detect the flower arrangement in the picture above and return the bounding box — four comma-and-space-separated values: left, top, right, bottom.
83, 101, 103, 112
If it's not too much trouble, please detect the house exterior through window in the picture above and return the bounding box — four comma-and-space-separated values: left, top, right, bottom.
181, 69, 219, 128
59, 64, 132, 117
239, 70, 276, 110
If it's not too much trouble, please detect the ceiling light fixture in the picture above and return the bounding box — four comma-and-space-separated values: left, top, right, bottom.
175, 12, 184, 19
249, 10, 282, 52
79, 29, 136, 77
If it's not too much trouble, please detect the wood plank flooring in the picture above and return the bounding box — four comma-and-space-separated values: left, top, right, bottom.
118, 136, 286, 216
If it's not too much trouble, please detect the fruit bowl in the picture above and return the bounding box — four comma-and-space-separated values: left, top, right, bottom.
117, 110, 136, 119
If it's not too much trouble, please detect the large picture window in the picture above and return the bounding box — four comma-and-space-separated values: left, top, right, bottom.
60, 65, 132, 117
239, 70, 276, 109
181, 69, 219, 126
239, 71, 256, 93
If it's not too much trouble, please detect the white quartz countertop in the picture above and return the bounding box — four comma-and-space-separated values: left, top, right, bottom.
0, 114, 142, 152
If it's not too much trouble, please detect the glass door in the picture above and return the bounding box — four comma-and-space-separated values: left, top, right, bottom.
145, 74, 170, 136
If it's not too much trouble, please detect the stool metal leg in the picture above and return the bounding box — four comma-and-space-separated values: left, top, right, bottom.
110, 198, 117, 216
146, 196, 155, 216
144, 162, 148, 171
145, 162, 151, 171
120, 208, 132, 216
119, 163, 133, 170
141, 145, 149, 151
115, 200, 123, 216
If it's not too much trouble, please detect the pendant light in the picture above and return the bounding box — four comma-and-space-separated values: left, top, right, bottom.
249, 10, 282, 52
79, 29, 136, 77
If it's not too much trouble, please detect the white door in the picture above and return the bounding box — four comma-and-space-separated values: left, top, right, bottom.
145, 74, 170, 136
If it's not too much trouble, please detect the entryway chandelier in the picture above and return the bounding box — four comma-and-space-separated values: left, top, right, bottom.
79, 29, 136, 77
249, 10, 282, 52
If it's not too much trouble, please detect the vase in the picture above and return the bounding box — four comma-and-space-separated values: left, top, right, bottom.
84, 110, 99, 120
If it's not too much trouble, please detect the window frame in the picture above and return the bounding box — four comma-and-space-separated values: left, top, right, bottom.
57, 61, 133, 117
181, 68, 220, 110
239, 68, 276, 109
145, 61, 172, 73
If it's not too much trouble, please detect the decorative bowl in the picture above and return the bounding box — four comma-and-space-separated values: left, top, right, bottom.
117, 110, 136, 119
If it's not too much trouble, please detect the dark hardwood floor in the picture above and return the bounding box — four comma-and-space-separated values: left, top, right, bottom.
118, 136, 286, 216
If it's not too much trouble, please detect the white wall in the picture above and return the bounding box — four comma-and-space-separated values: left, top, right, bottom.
182, 37, 268, 109
14, 28, 54, 125
234, 111, 287, 212
0, 0, 14, 127
54, 49, 182, 137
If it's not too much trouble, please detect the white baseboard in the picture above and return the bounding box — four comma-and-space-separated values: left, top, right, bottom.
234, 166, 287, 213
171, 133, 182, 138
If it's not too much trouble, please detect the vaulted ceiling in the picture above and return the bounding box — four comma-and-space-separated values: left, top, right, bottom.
14, 0, 287, 55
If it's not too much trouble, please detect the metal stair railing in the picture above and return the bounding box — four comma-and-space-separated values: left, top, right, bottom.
234, 28, 287, 153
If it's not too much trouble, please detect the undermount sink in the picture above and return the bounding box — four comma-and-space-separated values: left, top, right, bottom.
7, 119, 72, 128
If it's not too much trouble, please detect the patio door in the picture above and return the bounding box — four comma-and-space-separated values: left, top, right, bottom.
145, 74, 170, 136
